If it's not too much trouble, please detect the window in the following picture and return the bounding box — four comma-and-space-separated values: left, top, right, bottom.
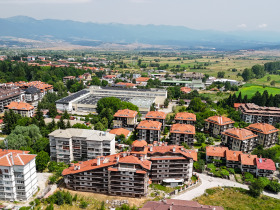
4, 169, 8, 173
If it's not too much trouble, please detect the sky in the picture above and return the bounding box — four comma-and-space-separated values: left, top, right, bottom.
0, 0, 278, 31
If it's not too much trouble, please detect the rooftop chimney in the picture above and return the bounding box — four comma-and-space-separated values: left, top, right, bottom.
116, 155, 119, 163
97, 157, 100, 166
150, 146, 153, 152
173, 146, 176, 152
10, 154, 14, 166
165, 142, 168, 146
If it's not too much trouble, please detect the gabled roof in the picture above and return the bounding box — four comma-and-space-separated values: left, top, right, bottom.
109, 128, 130, 137
116, 82, 136, 87
256, 158, 276, 171
222, 128, 257, 141
137, 120, 162, 131
180, 87, 192, 94
119, 155, 151, 170
136, 77, 150, 82
132, 140, 148, 147
25, 86, 41, 94
170, 124, 195, 134
240, 154, 257, 166
5, 101, 34, 111
0, 150, 35, 167
226, 150, 242, 162
205, 115, 234, 125
145, 111, 167, 120
114, 109, 138, 118
246, 123, 279, 135
175, 112, 196, 121
206, 146, 228, 158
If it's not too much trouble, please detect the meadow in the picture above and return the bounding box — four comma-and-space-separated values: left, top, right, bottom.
237, 84, 280, 98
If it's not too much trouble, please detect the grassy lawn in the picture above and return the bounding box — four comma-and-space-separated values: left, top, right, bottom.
237, 83, 280, 98
194, 187, 280, 210
250, 74, 280, 87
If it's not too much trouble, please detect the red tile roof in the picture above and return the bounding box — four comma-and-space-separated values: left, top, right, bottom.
136, 77, 150, 82
234, 103, 245, 109
175, 112, 196, 121
5, 101, 34, 111
206, 146, 228, 158
226, 150, 242, 161
109, 128, 130, 137
240, 154, 257, 166
246, 123, 279, 135
145, 111, 167, 120
222, 128, 258, 141
114, 109, 138, 118
132, 140, 148, 147
104, 75, 116, 79
119, 155, 151, 170
170, 124, 195, 135
116, 82, 136, 87
205, 115, 234, 125
0, 150, 35, 167
180, 87, 192, 94
137, 120, 162, 131
256, 158, 276, 171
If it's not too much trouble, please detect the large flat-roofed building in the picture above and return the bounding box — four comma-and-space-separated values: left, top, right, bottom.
0, 150, 37, 201
239, 103, 280, 125
0, 84, 24, 113
137, 120, 162, 143
170, 124, 195, 146
221, 128, 258, 153
113, 109, 138, 129
56, 86, 167, 114
204, 116, 235, 137
246, 123, 279, 148
49, 128, 115, 163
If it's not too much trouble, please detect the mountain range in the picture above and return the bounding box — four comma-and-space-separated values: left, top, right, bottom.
1, 16, 280, 50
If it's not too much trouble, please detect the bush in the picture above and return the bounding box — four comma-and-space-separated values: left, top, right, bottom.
206, 188, 216, 195
80, 201, 89, 209
227, 168, 235, 174
207, 163, 215, 171
265, 181, 280, 193
249, 181, 264, 197
220, 169, 229, 177
244, 172, 255, 183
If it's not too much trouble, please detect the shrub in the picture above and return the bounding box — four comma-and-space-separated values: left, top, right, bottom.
206, 188, 216, 195
220, 169, 229, 177
73, 194, 78, 202
249, 181, 264, 197
244, 172, 255, 183
265, 181, 280, 193
80, 201, 89, 209
207, 163, 215, 171
227, 168, 235, 174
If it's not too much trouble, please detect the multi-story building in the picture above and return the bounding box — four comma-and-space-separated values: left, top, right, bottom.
256, 158, 276, 178
174, 112, 196, 125
206, 146, 228, 163
204, 116, 235, 137
62, 140, 197, 197
0, 84, 24, 113
137, 120, 162, 143
135, 77, 150, 86
221, 128, 258, 153
49, 128, 115, 163
240, 154, 257, 174
225, 150, 242, 168
5, 101, 35, 117
113, 109, 138, 129
24, 87, 41, 107
246, 123, 279, 148
170, 124, 195, 146
239, 103, 280, 125
145, 111, 167, 128
0, 150, 37, 201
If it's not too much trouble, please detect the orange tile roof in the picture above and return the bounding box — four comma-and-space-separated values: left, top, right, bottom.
5, 101, 34, 111
104, 75, 116, 79
109, 128, 130, 137
119, 155, 151, 170
137, 120, 162, 131
136, 77, 150, 82
246, 123, 279, 135
114, 109, 138, 118
116, 82, 136, 87
234, 103, 245, 108
206, 146, 228, 157
226, 150, 242, 162
256, 158, 276, 171
0, 150, 35, 167
222, 128, 258, 141
180, 87, 192, 94
205, 115, 234, 125
132, 140, 148, 147
170, 124, 195, 134
240, 154, 257, 166
175, 112, 196, 121
145, 111, 167, 120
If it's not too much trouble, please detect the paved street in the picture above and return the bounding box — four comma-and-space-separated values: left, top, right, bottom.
174, 173, 280, 200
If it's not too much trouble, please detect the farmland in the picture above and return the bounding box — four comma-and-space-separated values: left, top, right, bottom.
237, 84, 280, 98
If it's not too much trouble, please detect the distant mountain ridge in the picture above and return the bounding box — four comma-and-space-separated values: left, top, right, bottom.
1, 16, 280, 50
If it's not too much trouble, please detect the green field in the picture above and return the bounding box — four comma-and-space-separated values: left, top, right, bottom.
250, 74, 280, 87
194, 187, 280, 210
237, 84, 280, 98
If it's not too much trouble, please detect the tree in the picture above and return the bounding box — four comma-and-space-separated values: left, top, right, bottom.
217, 71, 225, 78
206, 137, 214, 145
241, 68, 254, 81
249, 181, 264, 197
150, 103, 156, 111
91, 77, 101, 86
62, 110, 70, 119
188, 97, 206, 112
94, 122, 105, 131
196, 133, 206, 144
2, 109, 22, 134
270, 80, 276, 86
36, 151, 50, 172
164, 98, 169, 107
193, 159, 205, 172
101, 80, 108, 87
48, 104, 58, 118
57, 117, 65, 129
178, 99, 185, 106
252, 64, 265, 79
265, 181, 280, 193
267, 76, 271, 82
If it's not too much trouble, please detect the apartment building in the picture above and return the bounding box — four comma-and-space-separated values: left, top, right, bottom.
204, 115, 235, 137
170, 124, 195, 146
145, 111, 167, 128
0, 84, 23, 113
137, 120, 162, 143
49, 128, 115, 163
24, 87, 41, 106
0, 150, 37, 201
206, 146, 276, 177
62, 152, 151, 198
246, 123, 279, 148
174, 112, 196, 125
5, 101, 35, 118
239, 103, 280, 125
221, 128, 258, 153
113, 109, 138, 129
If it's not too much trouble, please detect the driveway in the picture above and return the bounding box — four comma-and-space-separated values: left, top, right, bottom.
173, 173, 280, 200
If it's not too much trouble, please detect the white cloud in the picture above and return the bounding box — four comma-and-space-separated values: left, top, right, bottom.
0, 0, 92, 4
237, 23, 247, 28
258, 23, 267, 28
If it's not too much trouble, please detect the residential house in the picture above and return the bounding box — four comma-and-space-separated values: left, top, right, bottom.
137, 120, 162, 143
180, 87, 192, 94
240, 154, 257, 174
256, 158, 276, 178
221, 128, 258, 153
175, 112, 196, 125
170, 124, 195, 146
206, 146, 228, 163
204, 116, 235, 137
0, 84, 24, 113
113, 109, 138, 129
109, 128, 131, 138
246, 123, 279, 148
225, 150, 242, 168
135, 77, 150, 86
145, 111, 167, 128
5, 101, 35, 117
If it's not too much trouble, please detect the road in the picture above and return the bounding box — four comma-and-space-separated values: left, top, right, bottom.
173, 173, 280, 200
